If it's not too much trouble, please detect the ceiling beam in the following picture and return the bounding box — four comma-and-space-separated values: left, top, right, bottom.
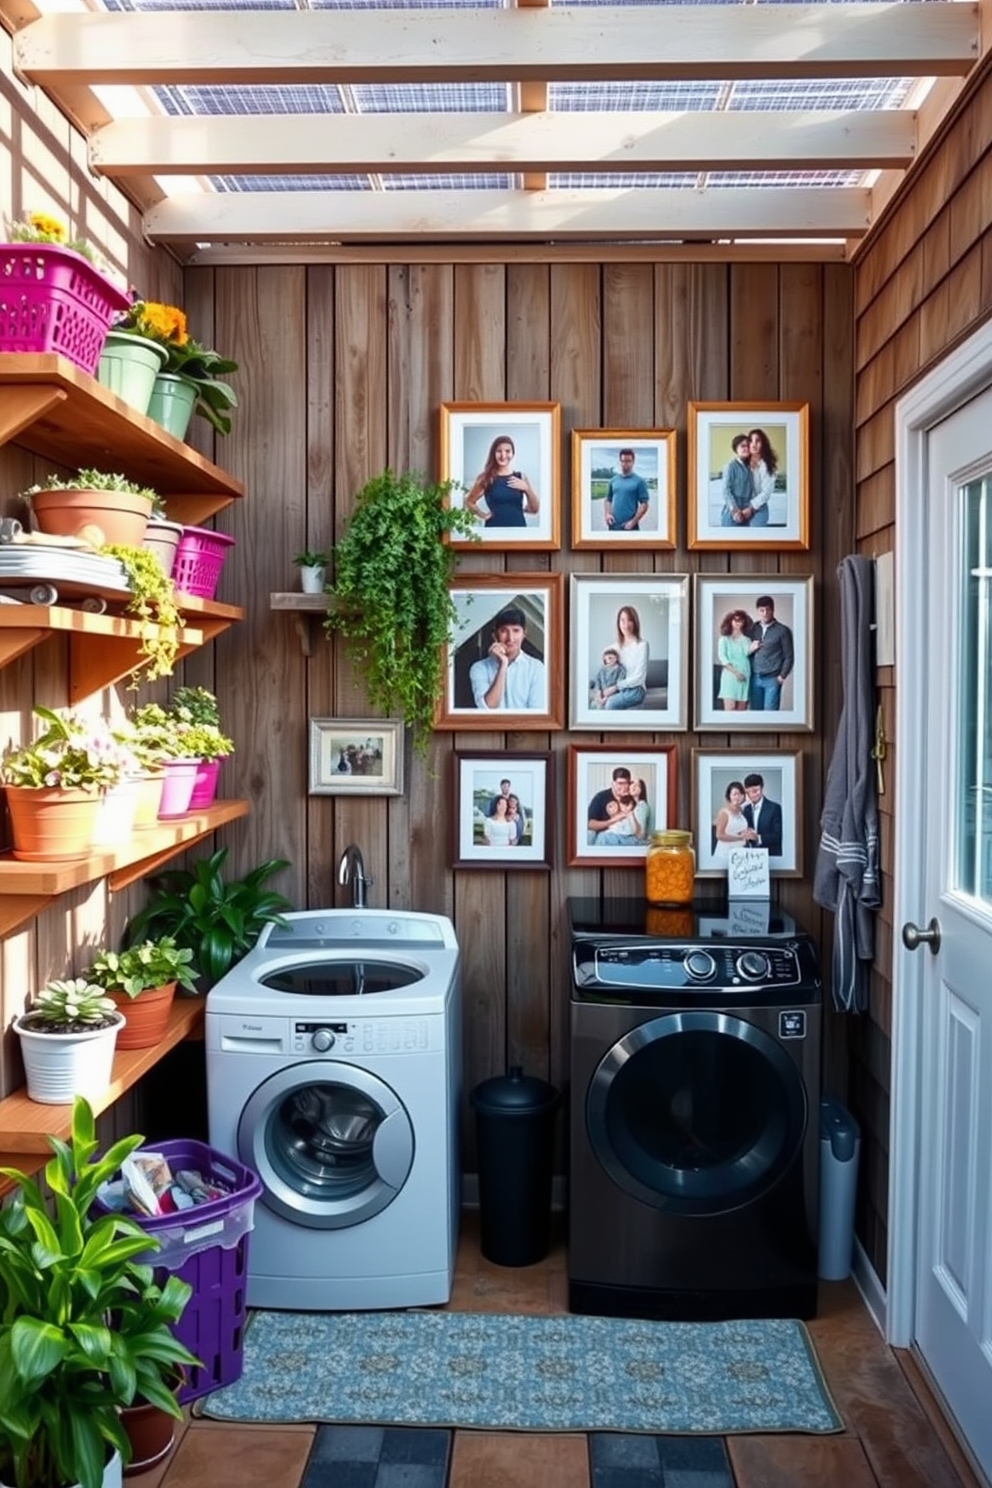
144, 186, 871, 243
89, 109, 917, 177
15, 5, 980, 86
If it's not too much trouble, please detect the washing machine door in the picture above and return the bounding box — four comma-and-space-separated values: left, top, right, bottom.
238, 1061, 415, 1230
587, 1009, 807, 1217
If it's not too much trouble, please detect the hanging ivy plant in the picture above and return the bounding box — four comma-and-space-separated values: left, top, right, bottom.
102, 542, 185, 685
323, 469, 477, 753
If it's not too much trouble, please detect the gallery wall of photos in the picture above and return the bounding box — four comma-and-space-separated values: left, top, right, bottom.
433, 399, 813, 877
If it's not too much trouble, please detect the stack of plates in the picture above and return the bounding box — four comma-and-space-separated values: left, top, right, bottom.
0, 548, 130, 594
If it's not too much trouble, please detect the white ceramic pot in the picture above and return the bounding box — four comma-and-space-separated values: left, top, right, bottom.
14, 1012, 125, 1104
92, 775, 143, 848
298, 564, 326, 594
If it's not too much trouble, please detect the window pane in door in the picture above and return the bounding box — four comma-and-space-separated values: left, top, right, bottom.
959, 476, 992, 901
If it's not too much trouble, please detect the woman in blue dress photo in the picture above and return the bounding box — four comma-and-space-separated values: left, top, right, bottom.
464, 434, 539, 528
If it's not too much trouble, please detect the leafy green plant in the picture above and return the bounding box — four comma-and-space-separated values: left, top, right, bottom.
0, 1097, 199, 1488
126, 703, 194, 761
0, 706, 134, 791
85, 938, 199, 999
19, 978, 118, 1033
111, 301, 239, 436
19, 469, 157, 503
292, 548, 330, 568
324, 469, 477, 754
102, 544, 185, 685
167, 686, 220, 727
124, 847, 292, 987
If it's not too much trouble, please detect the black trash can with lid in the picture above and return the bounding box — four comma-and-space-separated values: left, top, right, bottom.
470, 1065, 560, 1266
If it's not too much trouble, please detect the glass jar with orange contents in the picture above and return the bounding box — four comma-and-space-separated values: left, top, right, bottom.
645, 829, 696, 906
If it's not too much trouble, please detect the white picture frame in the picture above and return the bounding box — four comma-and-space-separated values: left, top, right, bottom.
693, 749, 802, 877
693, 575, 814, 731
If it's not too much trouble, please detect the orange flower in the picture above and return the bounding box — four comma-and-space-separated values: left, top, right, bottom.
126, 301, 189, 347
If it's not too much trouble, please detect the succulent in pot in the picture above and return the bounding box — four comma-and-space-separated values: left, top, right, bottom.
13, 978, 125, 1104
84, 937, 198, 1049
0, 1096, 199, 1488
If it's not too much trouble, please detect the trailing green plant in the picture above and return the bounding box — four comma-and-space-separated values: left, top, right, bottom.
19, 978, 118, 1033
85, 937, 199, 999
323, 469, 477, 754
19, 469, 157, 504
292, 548, 330, 568
0, 706, 134, 791
101, 544, 185, 685
0, 1096, 199, 1488
124, 847, 292, 987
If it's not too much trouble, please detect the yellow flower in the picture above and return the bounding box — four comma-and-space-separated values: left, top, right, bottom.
5, 210, 96, 262
27, 211, 67, 243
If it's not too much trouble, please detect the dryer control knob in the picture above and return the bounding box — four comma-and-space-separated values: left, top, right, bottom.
683, 950, 716, 980
311, 1028, 336, 1052
737, 950, 771, 981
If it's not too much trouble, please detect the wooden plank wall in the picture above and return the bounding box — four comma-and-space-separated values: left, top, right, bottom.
852, 64, 992, 1284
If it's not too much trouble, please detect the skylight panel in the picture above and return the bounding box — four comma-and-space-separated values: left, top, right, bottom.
383, 173, 519, 190
553, 82, 722, 111
211, 174, 370, 190
731, 78, 917, 111
155, 85, 347, 115
353, 84, 510, 113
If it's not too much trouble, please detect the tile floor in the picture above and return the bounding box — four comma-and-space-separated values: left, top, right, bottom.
145, 1212, 985, 1488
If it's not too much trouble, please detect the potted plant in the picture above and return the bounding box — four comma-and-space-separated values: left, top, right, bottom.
105, 300, 239, 437
0, 1096, 199, 1488
162, 690, 234, 808
323, 469, 478, 754
126, 704, 200, 819
1, 706, 133, 862
19, 470, 157, 549
100, 543, 185, 685
84, 937, 199, 1050
292, 548, 331, 595
124, 847, 292, 989
12, 978, 125, 1105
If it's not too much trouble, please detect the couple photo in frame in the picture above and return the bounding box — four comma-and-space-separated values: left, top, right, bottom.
694, 575, 814, 731
687, 402, 810, 551
693, 750, 803, 877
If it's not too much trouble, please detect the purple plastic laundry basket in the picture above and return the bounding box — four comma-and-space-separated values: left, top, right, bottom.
96, 1138, 262, 1404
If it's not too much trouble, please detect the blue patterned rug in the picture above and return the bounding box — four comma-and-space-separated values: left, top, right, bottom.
197, 1311, 842, 1434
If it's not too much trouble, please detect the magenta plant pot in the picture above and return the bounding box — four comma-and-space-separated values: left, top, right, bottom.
157, 758, 200, 819
188, 757, 222, 811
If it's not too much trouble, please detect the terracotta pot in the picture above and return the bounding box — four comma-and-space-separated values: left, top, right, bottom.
4, 784, 102, 861
108, 981, 177, 1050
120, 1373, 183, 1478
30, 485, 153, 549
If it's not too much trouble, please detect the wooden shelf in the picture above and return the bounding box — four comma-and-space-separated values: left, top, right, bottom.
270, 591, 329, 656
0, 998, 205, 1155
0, 353, 244, 526
0, 595, 243, 697
0, 799, 249, 936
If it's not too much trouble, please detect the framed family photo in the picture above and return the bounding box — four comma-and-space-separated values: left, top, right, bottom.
692, 749, 803, 877
569, 574, 689, 731
570, 429, 677, 549
308, 718, 405, 796
438, 573, 565, 731
451, 752, 552, 869
693, 575, 814, 731
687, 402, 809, 551
566, 744, 677, 867
440, 401, 561, 551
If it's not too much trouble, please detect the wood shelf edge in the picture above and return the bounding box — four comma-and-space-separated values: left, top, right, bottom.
107, 799, 250, 891
0, 895, 54, 938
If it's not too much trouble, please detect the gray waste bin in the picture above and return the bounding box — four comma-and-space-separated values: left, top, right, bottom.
819, 1098, 861, 1280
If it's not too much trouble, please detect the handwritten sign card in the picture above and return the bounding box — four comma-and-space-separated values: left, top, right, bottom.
727, 846, 770, 899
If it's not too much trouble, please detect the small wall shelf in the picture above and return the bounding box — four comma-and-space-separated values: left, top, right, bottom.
0, 799, 249, 938
0, 353, 244, 526
270, 592, 328, 656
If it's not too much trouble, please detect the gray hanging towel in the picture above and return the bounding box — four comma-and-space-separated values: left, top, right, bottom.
813, 554, 881, 1012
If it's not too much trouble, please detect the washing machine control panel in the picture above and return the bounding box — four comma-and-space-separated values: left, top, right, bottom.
573, 939, 816, 997
292, 1019, 434, 1055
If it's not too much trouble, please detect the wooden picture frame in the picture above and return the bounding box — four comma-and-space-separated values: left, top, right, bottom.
566, 744, 678, 867
570, 428, 677, 549
440, 401, 561, 551
693, 575, 814, 731
569, 574, 689, 731
692, 749, 803, 877
438, 573, 565, 731
451, 751, 553, 869
308, 718, 405, 796
687, 402, 810, 551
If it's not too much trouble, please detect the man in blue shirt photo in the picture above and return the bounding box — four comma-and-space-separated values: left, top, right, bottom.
469, 605, 547, 711
604, 449, 650, 532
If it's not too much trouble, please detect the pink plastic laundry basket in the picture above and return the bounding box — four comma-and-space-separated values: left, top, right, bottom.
0, 244, 130, 374
172, 527, 235, 601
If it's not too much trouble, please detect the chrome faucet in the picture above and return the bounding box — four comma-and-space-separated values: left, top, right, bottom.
338, 844, 372, 908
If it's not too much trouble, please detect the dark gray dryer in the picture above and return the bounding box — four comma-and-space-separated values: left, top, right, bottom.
568, 897, 822, 1322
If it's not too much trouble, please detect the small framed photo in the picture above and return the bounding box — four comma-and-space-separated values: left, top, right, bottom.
693, 575, 814, 731
692, 749, 803, 877
687, 402, 810, 551
566, 745, 678, 867
309, 719, 405, 796
570, 574, 689, 731
452, 752, 553, 869
438, 573, 565, 731
570, 429, 677, 549
440, 401, 561, 550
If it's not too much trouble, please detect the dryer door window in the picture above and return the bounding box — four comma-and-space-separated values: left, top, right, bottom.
238, 1061, 415, 1230
587, 1010, 807, 1216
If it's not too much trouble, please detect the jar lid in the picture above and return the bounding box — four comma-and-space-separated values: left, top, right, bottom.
650, 829, 693, 846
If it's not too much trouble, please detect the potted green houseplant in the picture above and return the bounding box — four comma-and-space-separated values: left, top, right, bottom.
19, 470, 157, 549
163, 688, 234, 809
84, 937, 199, 1050
12, 978, 125, 1105
124, 847, 292, 989
0, 1096, 199, 1488
292, 548, 331, 595
127, 703, 200, 819
106, 300, 239, 437
100, 543, 185, 685
323, 469, 477, 754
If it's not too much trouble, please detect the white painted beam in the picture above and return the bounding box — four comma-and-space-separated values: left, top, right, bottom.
16, 5, 980, 85
89, 109, 917, 176
144, 186, 872, 243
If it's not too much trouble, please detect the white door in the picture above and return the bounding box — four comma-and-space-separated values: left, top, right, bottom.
899, 385, 992, 1478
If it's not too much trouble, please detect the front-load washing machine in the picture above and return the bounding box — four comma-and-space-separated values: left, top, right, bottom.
206, 908, 460, 1310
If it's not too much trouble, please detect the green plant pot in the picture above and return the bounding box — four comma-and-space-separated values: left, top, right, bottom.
147, 372, 197, 442
97, 331, 168, 416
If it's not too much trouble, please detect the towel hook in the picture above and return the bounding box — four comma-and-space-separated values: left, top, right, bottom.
870, 705, 887, 796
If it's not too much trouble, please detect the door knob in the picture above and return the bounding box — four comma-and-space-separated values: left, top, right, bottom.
901, 918, 941, 954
